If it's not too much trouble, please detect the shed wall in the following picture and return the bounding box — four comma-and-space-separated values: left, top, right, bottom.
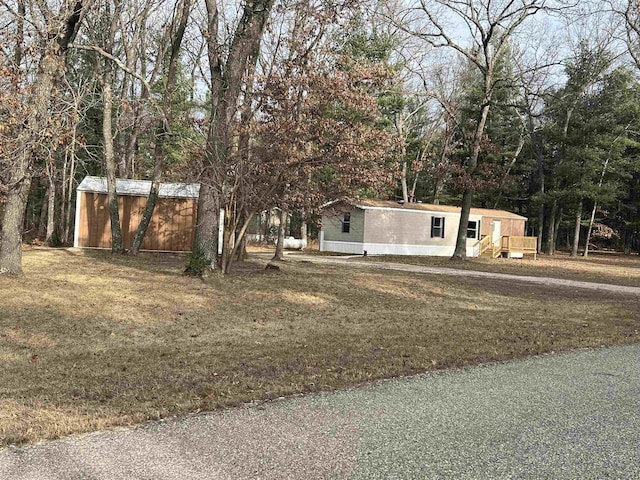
77, 192, 196, 251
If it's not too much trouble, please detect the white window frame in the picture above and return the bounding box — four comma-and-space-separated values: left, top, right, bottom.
431, 216, 445, 238
342, 213, 351, 233
467, 220, 480, 240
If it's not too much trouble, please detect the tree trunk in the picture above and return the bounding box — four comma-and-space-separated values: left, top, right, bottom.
128, 0, 192, 256
583, 200, 597, 258
553, 207, 562, 254
45, 178, 56, 246
410, 173, 419, 203
102, 81, 124, 254
63, 135, 76, 245
0, 1, 85, 275
194, 0, 275, 270
187, 182, 219, 274
452, 89, 492, 260
401, 159, 409, 203
300, 221, 308, 248
547, 199, 557, 255
570, 200, 582, 257
225, 212, 255, 271
623, 227, 632, 255
38, 186, 49, 240
272, 208, 288, 261
433, 178, 443, 205
128, 148, 161, 255
537, 203, 544, 255
493, 136, 524, 209
0, 174, 31, 275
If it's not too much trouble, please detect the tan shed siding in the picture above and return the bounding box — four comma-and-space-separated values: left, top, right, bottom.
363, 209, 459, 247
77, 193, 196, 251
479, 217, 525, 237
322, 208, 365, 242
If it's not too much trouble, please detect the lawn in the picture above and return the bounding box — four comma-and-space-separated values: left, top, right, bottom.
348, 251, 640, 287
0, 247, 638, 446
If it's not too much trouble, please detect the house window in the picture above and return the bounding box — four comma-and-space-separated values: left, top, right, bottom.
431, 216, 445, 238
342, 213, 351, 233
467, 220, 479, 239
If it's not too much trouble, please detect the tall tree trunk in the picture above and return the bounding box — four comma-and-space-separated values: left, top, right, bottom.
272, 208, 288, 261
452, 85, 492, 260
63, 134, 77, 245
623, 227, 632, 255
583, 200, 597, 258
432, 178, 443, 205
0, 174, 31, 275
547, 199, 557, 255
102, 81, 124, 254
553, 207, 562, 254
0, 1, 86, 275
570, 200, 582, 257
45, 177, 56, 246
537, 203, 544, 255
401, 159, 409, 203
300, 221, 308, 247
38, 186, 49, 240
187, 182, 219, 274
410, 173, 419, 203
493, 137, 524, 209
194, 0, 275, 270
128, 0, 192, 256
530, 117, 546, 255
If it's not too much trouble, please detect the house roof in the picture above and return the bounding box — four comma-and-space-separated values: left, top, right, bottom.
328, 199, 527, 220
77, 176, 200, 199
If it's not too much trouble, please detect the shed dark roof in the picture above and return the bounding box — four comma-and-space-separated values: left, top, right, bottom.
77, 176, 200, 199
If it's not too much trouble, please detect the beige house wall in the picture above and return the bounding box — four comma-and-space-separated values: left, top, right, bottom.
320, 203, 524, 257
363, 209, 482, 246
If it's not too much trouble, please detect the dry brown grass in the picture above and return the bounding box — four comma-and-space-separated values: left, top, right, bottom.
0, 247, 638, 446
352, 251, 640, 287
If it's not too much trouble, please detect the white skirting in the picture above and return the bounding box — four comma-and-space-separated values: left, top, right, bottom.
320, 240, 478, 257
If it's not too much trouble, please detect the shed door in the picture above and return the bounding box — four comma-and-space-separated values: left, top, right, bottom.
492, 220, 502, 244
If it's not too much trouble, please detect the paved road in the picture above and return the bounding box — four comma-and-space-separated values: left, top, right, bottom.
1, 345, 639, 479
286, 254, 640, 296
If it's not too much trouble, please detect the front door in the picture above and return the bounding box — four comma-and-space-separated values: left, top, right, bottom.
492, 220, 502, 244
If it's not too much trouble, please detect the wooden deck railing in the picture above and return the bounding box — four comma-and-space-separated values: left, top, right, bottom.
474, 235, 538, 259
475, 235, 493, 257
501, 236, 538, 259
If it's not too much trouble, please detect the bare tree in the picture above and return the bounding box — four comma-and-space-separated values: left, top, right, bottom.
189, 0, 277, 273
389, 0, 551, 259
129, 0, 193, 255
0, 0, 91, 275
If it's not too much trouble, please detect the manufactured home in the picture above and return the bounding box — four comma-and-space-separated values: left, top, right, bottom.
320, 200, 536, 258
74, 176, 199, 252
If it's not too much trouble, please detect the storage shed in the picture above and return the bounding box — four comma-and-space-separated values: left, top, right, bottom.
320, 199, 533, 258
74, 176, 199, 252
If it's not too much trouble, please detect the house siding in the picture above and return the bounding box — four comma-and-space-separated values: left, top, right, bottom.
363, 209, 462, 246
322, 207, 365, 243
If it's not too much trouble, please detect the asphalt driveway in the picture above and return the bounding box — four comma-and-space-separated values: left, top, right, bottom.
1, 344, 639, 479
